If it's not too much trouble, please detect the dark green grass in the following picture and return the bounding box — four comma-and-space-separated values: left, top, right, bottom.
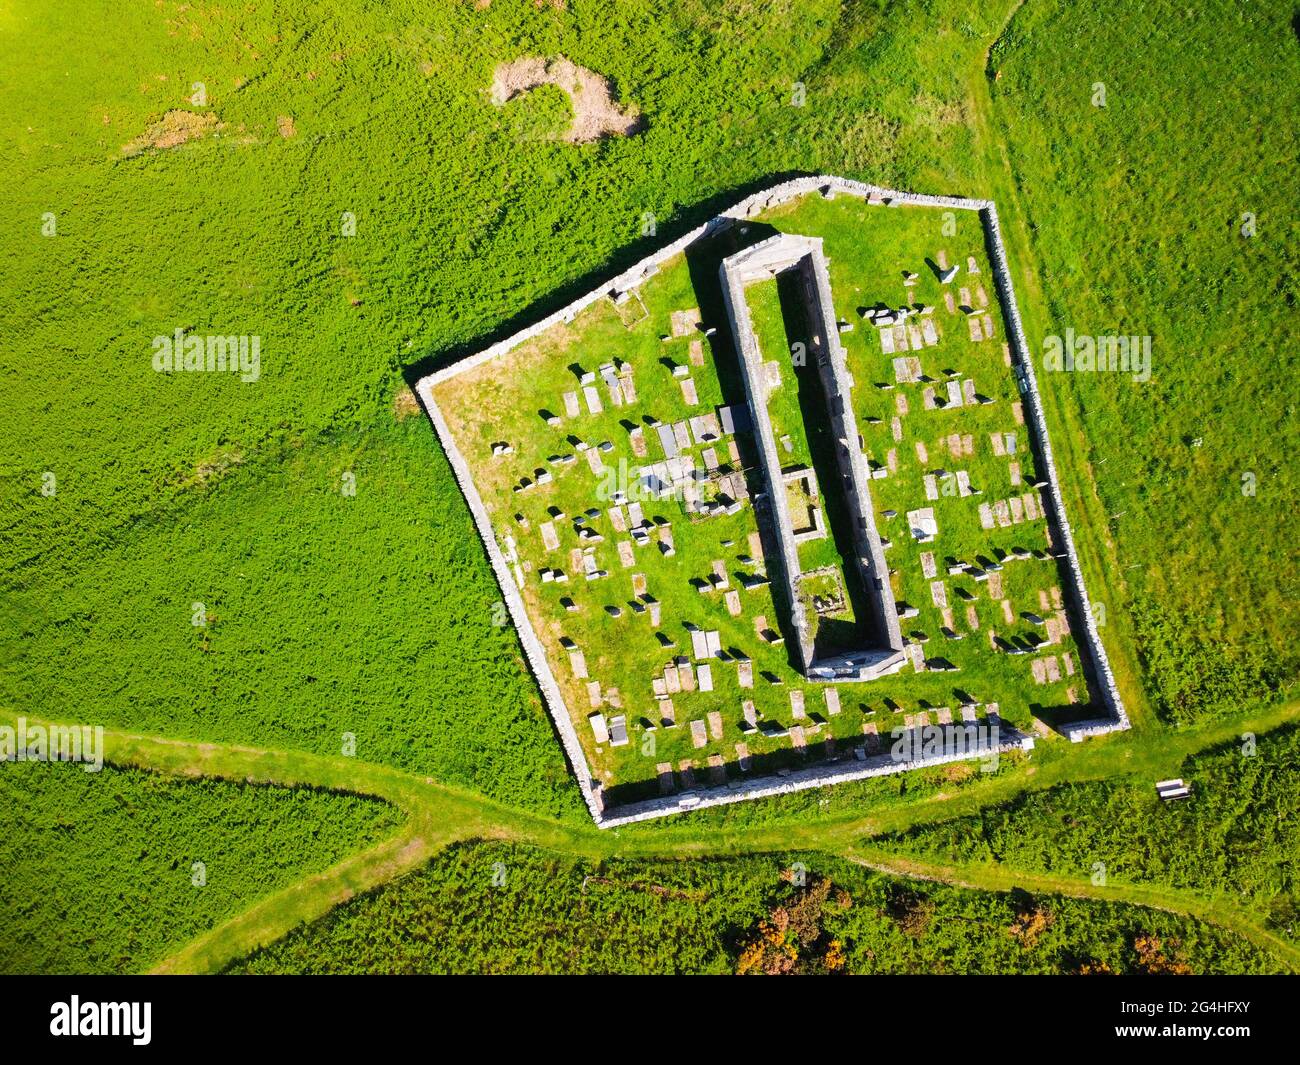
1, 417, 580, 817
882, 723, 1300, 940
0, 0, 1295, 926
0, 760, 402, 974
225, 840, 1280, 974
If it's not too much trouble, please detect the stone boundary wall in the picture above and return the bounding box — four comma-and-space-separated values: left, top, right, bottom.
980, 205, 1131, 739
598, 727, 1036, 828
417, 175, 990, 394
421, 400, 607, 823
416, 173, 1127, 827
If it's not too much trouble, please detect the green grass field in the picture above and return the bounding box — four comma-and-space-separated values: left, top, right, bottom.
1, 0, 1016, 818
227, 841, 1280, 974
986, 0, 1300, 723
2, 0, 1297, 974
0, 760, 401, 974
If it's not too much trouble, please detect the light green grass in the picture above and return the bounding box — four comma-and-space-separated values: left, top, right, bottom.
985, 0, 1300, 723
1, 0, 1031, 818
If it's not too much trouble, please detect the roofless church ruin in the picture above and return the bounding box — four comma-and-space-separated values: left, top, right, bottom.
719, 234, 907, 682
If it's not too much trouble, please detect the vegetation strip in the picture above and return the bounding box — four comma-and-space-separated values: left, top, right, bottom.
845, 851, 1300, 974
7, 700, 1294, 974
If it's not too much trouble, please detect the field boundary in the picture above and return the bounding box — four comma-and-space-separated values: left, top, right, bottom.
971, 2, 1154, 732
982, 205, 1131, 739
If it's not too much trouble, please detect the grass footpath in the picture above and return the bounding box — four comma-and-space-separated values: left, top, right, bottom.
0, 759, 402, 974
7, 697, 1295, 974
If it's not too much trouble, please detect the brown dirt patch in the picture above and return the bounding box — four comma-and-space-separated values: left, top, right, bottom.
392, 387, 421, 421
490, 56, 641, 143
122, 110, 220, 157
276, 114, 297, 138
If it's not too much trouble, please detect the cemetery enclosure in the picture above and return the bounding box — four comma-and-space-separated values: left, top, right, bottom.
420, 177, 1128, 825
5, 0, 1296, 978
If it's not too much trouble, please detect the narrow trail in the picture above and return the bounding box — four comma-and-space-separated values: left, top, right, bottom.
7, 697, 1293, 974
844, 849, 1300, 973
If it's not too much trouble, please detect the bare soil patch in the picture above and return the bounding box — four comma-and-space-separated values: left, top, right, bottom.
490, 56, 641, 143
122, 110, 220, 157
392, 387, 421, 422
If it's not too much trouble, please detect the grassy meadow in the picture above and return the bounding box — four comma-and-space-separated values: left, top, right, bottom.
0, 760, 402, 974
1, 0, 1297, 974
884, 724, 1300, 943
2, 0, 1021, 818
985, 0, 1300, 722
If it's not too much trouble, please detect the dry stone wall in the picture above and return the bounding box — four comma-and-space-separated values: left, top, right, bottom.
598, 726, 1036, 828
416, 174, 1128, 828
980, 206, 1131, 739
422, 401, 607, 823
718, 233, 905, 683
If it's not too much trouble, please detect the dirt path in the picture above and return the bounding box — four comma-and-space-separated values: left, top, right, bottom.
121, 110, 220, 157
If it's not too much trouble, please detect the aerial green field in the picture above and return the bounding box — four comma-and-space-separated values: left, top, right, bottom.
0, 760, 401, 974
2, 0, 1297, 975
986, 0, 1299, 723
228, 842, 1280, 974
2, 0, 1015, 820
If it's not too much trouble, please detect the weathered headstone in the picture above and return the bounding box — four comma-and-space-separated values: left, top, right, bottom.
698, 663, 714, 692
